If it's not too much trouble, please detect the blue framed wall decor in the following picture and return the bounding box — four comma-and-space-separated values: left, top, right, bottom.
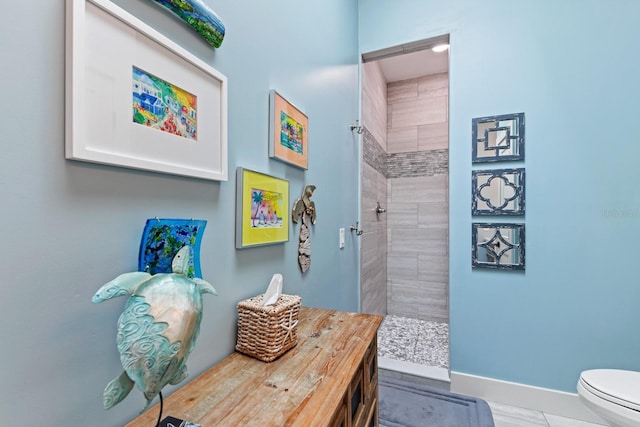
472, 168, 525, 215
472, 113, 525, 163
472, 223, 525, 270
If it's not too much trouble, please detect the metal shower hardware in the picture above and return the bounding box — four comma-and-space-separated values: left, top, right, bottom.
350, 222, 363, 236
350, 120, 363, 134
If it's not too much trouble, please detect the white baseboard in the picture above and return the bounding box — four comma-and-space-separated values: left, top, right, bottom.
450, 371, 606, 424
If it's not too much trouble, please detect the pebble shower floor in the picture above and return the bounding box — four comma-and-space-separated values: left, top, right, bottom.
377, 315, 449, 369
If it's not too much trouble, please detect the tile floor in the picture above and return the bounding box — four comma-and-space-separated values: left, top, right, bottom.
487, 401, 605, 427
377, 315, 449, 369
377, 315, 606, 427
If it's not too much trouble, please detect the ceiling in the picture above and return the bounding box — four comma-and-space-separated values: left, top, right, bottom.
376, 48, 449, 83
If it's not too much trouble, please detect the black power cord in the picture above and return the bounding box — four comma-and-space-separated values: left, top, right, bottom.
155, 391, 164, 427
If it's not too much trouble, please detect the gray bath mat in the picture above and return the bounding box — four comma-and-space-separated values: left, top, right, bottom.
379, 378, 495, 427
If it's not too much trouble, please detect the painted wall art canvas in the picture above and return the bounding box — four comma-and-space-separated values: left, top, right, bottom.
250, 188, 284, 229
236, 168, 289, 248
269, 90, 309, 169
66, 0, 228, 181
139, 218, 207, 278
132, 66, 198, 141
150, 0, 225, 48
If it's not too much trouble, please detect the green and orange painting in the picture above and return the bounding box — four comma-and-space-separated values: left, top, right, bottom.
279, 111, 304, 154
132, 66, 198, 141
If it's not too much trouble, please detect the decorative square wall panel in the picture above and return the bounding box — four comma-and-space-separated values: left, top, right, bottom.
472, 168, 525, 215
472, 113, 525, 162
472, 223, 525, 270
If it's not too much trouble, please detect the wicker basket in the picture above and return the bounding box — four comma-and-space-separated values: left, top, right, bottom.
235, 294, 302, 362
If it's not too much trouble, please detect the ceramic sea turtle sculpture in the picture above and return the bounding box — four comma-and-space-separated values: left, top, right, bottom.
92, 246, 216, 410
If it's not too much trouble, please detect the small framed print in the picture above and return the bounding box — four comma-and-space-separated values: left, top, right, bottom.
236, 168, 289, 248
269, 90, 308, 169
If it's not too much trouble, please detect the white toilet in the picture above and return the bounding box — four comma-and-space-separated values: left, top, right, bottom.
577, 369, 640, 427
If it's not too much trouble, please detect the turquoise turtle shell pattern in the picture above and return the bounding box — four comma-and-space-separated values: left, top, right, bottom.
93, 246, 216, 410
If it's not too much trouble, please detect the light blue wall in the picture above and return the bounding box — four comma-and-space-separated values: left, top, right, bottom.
0, 1, 359, 425
360, 0, 640, 392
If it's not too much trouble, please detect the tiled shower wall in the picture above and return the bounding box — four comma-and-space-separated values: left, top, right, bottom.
360, 61, 387, 316
386, 73, 449, 323
360, 62, 448, 322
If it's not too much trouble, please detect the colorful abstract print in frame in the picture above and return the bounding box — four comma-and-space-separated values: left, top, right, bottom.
132, 66, 198, 141
250, 188, 284, 229
279, 111, 304, 155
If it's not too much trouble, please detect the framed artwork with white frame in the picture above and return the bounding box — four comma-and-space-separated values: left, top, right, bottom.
65, 0, 228, 181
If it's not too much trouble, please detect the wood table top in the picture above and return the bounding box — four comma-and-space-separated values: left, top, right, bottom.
126, 306, 383, 427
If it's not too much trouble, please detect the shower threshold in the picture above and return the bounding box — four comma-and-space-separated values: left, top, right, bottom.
379, 357, 450, 382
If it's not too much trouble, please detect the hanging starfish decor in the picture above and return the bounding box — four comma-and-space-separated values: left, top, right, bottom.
291, 185, 317, 273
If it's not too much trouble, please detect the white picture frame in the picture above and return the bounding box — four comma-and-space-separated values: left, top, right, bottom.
65, 0, 228, 181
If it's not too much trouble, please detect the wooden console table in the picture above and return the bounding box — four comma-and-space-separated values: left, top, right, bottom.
127, 307, 383, 427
